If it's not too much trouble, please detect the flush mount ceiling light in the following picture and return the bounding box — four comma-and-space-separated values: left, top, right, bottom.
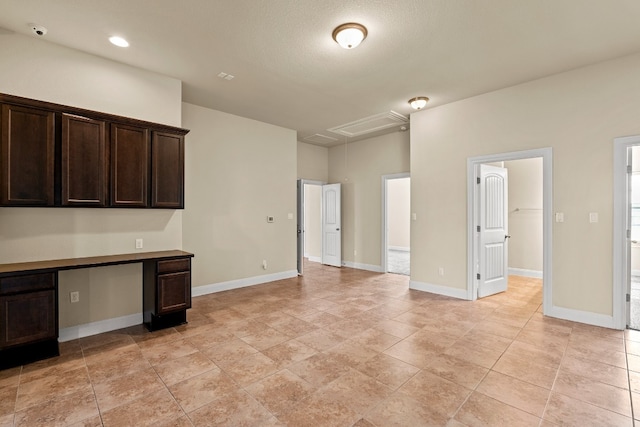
408, 96, 429, 110
109, 36, 129, 47
332, 23, 367, 49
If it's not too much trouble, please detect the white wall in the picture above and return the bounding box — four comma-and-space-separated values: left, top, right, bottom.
329, 131, 410, 270
0, 34, 183, 330
411, 52, 640, 319
297, 141, 329, 182
182, 103, 297, 290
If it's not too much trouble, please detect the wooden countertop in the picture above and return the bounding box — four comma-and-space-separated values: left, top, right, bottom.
0, 250, 194, 276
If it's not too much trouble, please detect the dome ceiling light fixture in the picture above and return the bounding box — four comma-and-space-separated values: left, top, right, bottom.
332, 23, 368, 49
408, 96, 429, 110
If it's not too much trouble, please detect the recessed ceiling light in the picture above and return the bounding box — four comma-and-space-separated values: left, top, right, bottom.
109, 36, 129, 47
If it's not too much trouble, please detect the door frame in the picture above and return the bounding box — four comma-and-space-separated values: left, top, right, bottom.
613, 135, 640, 329
381, 173, 410, 273
466, 148, 553, 314
296, 179, 326, 275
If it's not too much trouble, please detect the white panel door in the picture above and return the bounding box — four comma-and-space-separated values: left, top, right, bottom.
478, 164, 509, 298
322, 183, 342, 267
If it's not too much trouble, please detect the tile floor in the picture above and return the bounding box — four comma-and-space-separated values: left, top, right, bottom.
1, 261, 639, 426
386, 250, 409, 276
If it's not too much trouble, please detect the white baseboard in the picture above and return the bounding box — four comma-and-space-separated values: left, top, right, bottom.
192, 270, 298, 297
409, 280, 469, 300
342, 261, 383, 273
632, 269, 640, 277
59, 313, 142, 342
508, 268, 543, 279
388, 246, 410, 252
307, 256, 322, 263
546, 305, 617, 330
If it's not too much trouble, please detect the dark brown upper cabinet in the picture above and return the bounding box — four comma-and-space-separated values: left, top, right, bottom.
0, 104, 55, 206
0, 93, 188, 209
152, 131, 184, 209
61, 114, 107, 206
110, 124, 150, 207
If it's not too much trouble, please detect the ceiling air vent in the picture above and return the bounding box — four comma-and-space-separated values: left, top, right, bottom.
302, 133, 339, 145
328, 111, 409, 138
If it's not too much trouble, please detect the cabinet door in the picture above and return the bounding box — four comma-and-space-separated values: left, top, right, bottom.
151, 131, 184, 208
0, 104, 55, 206
62, 114, 107, 206
157, 271, 191, 315
110, 123, 149, 207
0, 290, 56, 348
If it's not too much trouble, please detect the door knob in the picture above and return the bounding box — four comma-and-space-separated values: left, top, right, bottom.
336, 228, 340, 231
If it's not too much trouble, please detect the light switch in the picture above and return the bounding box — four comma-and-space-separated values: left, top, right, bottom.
589, 212, 598, 223
287, 213, 293, 220
555, 212, 564, 223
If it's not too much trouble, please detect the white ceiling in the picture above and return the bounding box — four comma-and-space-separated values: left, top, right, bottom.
2, 0, 640, 145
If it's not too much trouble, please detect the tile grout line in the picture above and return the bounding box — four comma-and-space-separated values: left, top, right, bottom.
530, 301, 567, 426
624, 332, 636, 425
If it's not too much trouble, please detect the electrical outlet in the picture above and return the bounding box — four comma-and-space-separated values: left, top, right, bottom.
135, 238, 143, 249
438, 267, 445, 276
262, 259, 267, 270
70, 291, 79, 303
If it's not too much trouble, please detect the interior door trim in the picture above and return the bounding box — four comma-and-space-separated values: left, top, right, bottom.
466, 148, 553, 318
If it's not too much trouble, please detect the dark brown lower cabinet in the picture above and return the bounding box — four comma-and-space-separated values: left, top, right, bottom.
143, 257, 191, 331
0, 273, 58, 369
0, 250, 193, 369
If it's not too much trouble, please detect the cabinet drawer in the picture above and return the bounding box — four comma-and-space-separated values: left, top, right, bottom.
157, 258, 190, 274
0, 273, 55, 295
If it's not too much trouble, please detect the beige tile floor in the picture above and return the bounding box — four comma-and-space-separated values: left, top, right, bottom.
1, 261, 639, 426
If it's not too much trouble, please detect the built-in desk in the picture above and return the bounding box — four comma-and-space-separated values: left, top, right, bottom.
0, 250, 194, 369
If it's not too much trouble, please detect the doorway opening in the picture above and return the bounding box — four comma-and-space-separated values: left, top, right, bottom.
467, 148, 552, 317
296, 180, 342, 275
613, 136, 640, 329
382, 173, 410, 275
297, 180, 323, 275
630, 149, 640, 329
